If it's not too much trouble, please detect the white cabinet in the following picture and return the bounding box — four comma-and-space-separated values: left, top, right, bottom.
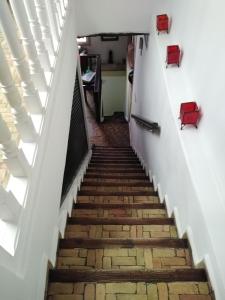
102, 70, 126, 117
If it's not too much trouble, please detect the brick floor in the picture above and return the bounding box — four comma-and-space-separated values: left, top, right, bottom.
85, 92, 130, 147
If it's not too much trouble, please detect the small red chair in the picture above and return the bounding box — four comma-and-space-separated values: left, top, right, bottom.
166, 45, 181, 67
179, 102, 200, 130
157, 14, 169, 34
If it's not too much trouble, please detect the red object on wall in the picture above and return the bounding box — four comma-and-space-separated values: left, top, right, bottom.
179, 102, 200, 129
157, 14, 169, 34
166, 45, 181, 67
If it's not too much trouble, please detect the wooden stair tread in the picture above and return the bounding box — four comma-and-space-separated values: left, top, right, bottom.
67, 217, 174, 225
90, 157, 140, 164
87, 169, 145, 173
59, 237, 188, 249
73, 203, 163, 209
78, 191, 157, 196
85, 173, 149, 180
49, 268, 207, 283
81, 181, 152, 187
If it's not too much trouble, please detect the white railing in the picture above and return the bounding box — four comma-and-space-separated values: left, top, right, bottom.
0, 0, 68, 251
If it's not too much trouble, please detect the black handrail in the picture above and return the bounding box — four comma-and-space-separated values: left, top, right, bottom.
93, 55, 102, 122
131, 114, 160, 133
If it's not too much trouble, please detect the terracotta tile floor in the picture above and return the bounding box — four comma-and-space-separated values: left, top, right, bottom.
85, 92, 130, 147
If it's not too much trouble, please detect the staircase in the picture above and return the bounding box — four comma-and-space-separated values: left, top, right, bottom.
47, 146, 213, 300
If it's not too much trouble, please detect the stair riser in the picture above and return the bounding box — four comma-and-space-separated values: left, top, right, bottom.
77, 195, 159, 205
89, 164, 143, 168
92, 154, 137, 158
59, 238, 189, 249
86, 169, 145, 174
80, 187, 154, 193
68, 217, 174, 225
74, 203, 163, 209
49, 269, 207, 283
78, 191, 157, 196
82, 182, 152, 187
72, 208, 166, 219
84, 173, 149, 181
84, 174, 149, 179
90, 160, 140, 164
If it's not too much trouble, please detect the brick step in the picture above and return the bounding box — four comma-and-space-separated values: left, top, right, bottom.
49, 268, 207, 283
81, 181, 152, 187
83, 178, 150, 183
92, 157, 138, 161
84, 174, 148, 180
93, 146, 132, 149
87, 169, 145, 173
92, 155, 138, 160
93, 147, 134, 151
80, 187, 154, 193
78, 191, 157, 196
74, 203, 163, 209
93, 151, 135, 155
72, 208, 166, 219
56, 247, 192, 270
59, 237, 188, 249
90, 159, 140, 163
77, 195, 159, 205
48, 280, 212, 299
65, 223, 177, 239
93, 149, 133, 153
67, 217, 174, 225
89, 163, 142, 168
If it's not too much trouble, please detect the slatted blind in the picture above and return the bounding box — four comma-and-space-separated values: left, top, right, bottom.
61, 71, 88, 202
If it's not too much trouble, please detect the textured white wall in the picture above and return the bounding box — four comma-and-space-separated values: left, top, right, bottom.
129, 1, 225, 299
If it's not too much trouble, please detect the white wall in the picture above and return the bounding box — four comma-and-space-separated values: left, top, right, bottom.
85, 36, 128, 64
0, 2, 91, 299
75, 0, 152, 36
129, 1, 225, 299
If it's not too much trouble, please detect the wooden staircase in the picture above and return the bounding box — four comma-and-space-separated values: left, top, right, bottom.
47, 146, 213, 300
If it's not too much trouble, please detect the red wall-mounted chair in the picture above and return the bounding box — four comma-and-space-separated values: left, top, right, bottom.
157, 14, 169, 34
166, 45, 181, 67
179, 102, 200, 130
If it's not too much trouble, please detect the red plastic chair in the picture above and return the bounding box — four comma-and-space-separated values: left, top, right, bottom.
157, 14, 169, 34
179, 102, 200, 129
166, 45, 180, 67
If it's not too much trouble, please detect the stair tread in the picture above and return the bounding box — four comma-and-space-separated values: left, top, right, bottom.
73, 203, 163, 209
85, 174, 148, 179
81, 182, 152, 187
49, 268, 207, 283
78, 191, 157, 196
67, 217, 174, 225
47, 147, 212, 298
87, 169, 145, 173
59, 237, 188, 249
